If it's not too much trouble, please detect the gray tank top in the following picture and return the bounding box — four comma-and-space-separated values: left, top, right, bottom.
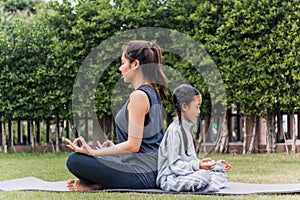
115, 85, 164, 174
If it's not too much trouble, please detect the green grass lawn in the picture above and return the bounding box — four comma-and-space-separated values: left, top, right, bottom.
0, 152, 300, 199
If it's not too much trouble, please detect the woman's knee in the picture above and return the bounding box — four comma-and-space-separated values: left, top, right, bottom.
66, 152, 81, 171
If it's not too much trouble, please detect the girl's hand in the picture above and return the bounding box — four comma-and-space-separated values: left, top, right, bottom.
221, 160, 232, 172
96, 140, 115, 149
200, 158, 216, 170
65, 136, 95, 157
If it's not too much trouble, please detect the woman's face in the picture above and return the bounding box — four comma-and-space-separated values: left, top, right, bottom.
119, 52, 135, 83
182, 95, 202, 123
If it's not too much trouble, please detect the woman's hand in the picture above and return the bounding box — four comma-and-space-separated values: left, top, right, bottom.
96, 140, 115, 149
200, 158, 216, 170
221, 160, 232, 172
65, 136, 95, 157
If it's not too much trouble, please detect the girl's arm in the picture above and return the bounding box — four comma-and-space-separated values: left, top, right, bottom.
66, 90, 150, 157
199, 158, 216, 170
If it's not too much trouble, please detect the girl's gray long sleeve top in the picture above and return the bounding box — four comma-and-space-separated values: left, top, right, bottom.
156, 117, 200, 186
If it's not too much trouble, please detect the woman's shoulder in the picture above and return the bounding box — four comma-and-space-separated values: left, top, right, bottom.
129, 89, 150, 104
130, 89, 148, 99
137, 85, 160, 102
128, 90, 150, 112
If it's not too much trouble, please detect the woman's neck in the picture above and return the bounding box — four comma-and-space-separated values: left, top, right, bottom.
132, 77, 152, 90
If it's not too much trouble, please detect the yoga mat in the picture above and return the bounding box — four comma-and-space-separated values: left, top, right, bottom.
1, 177, 300, 195
0, 177, 67, 192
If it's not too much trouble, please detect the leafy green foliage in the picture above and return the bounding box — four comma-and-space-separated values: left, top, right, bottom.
0, 0, 299, 131
191, 0, 300, 117
0, 0, 43, 28
0, 0, 41, 13
0, 20, 54, 120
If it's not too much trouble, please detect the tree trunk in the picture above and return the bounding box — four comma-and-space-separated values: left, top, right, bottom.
85, 112, 89, 139
247, 115, 258, 154
242, 116, 248, 155
1, 121, 7, 153
203, 114, 211, 140
277, 111, 288, 154
214, 112, 229, 153
195, 117, 203, 154
277, 111, 284, 141
289, 110, 296, 153
266, 110, 276, 153
36, 120, 41, 145
283, 124, 289, 154
55, 110, 60, 152
110, 115, 115, 142
8, 120, 13, 147
242, 115, 258, 154
93, 118, 105, 147
18, 120, 23, 144
29, 121, 34, 151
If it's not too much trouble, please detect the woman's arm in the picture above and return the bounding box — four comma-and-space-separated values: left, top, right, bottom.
66, 90, 150, 157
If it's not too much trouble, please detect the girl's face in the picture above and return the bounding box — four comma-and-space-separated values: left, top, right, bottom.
119, 52, 136, 83
181, 95, 202, 123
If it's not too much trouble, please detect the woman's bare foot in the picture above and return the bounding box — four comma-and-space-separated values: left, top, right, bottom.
66, 179, 76, 191
66, 179, 103, 191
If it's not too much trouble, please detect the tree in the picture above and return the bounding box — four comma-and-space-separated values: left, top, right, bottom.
191, 0, 300, 153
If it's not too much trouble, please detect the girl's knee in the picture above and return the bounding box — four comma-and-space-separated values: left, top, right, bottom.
196, 170, 211, 184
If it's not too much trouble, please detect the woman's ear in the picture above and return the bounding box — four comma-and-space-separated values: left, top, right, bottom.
133, 59, 140, 69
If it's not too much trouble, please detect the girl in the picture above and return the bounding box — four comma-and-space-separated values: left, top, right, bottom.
156, 84, 231, 192
65, 40, 168, 191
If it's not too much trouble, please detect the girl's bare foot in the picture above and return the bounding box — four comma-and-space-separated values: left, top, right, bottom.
66, 179, 103, 191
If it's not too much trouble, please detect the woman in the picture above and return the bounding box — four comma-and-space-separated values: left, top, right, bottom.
65, 40, 168, 191
156, 84, 231, 192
